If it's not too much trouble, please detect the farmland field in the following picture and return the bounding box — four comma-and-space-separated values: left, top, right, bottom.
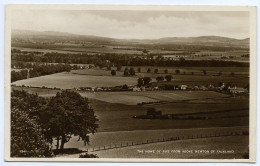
70, 68, 249, 87
80, 91, 230, 105
12, 67, 249, 89
11, 72, 138, 89
63, 126, 248, 151
11, 86, 249, 132
89, 98, 248, 132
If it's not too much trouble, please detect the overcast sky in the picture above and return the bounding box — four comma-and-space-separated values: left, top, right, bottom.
11, 10, 249, 39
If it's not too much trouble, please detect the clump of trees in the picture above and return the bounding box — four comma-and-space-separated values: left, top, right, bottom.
156, 76, 164, 82
12, 50, 249, 68
165, 75, 173, 82
124, 67, 129, 76
124, 67, 135, 76
129, 67, 135, 76
175, 69, 180, 75
137, 77, 152, 87
11, 90, 99, 157
11, 63, 72, 82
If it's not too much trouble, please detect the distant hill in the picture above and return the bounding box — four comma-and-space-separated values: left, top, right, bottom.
12, 29, 249, 47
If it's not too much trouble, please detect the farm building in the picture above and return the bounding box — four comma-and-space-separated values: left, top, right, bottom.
133, 86, 145, 91
180, 85, 188, 90
200, 86, 208, 91
228, 87, 248, 94
133, 87, 141, 91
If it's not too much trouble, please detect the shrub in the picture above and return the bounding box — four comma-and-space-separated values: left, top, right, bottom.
79, 153, 99, 158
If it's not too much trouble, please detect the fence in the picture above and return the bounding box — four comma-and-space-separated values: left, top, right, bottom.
90, 130, 248, 152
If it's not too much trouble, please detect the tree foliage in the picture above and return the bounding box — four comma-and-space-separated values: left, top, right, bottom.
11, 90, 52, 157
11, 90, 99, 155
175, 69, 180, 75
11, 107, 53, 157
154, 69, 158, 74
40, 91, 99, 150
165, 75, 173, 82
11, 63, 72, 82
129, 67, 135, 76
111, 70, 116, 76
156, 76, 164, 82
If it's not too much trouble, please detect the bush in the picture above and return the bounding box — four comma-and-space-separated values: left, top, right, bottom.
79, 153, 99, 158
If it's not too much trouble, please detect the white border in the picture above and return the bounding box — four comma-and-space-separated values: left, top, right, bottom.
0, 0, 259, 165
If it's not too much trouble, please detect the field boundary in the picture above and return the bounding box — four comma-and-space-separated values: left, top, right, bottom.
89, 129, 248, 152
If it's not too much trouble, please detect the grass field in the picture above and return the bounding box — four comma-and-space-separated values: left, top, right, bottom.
92, 135, 248, 159
88, 97, 248, 132
71, 68, 249, 87
59, 127, 249, 159
63, 126, 248, 150
12, 66, 249, 89
12, 72, 138, 89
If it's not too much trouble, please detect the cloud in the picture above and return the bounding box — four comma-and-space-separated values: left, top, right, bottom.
11, 10, 249, 39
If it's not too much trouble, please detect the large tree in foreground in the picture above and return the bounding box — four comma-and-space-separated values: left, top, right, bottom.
11, 90, 52, 157
41, 91, 99, 150
11, 108, 52, 157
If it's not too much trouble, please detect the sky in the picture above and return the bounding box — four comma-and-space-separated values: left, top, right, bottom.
11, 10, 249, 39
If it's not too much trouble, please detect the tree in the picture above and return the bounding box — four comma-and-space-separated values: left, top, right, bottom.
175, 69, 180, 75
156, 76, 164, 82
165, 75, 173, 82
154, 69, 158, 74
41, 91, 99, 150
202, 70, 207, 76
164, 69, 168, 74
11, 107, 53, 157
142, 49, 149, 54
137, 67, 141, 73
218, 82, 224, 87
11, 90, 47, 121
129, 67, 135, 76
122, 84, 129, 90
143, 77, 152, 85
147, 68, 151, 73
111, 70, 116, 76
137, 78, 144, 87
124, 68, 129, 76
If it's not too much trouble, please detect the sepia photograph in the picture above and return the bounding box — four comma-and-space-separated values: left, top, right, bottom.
4, 5, 257, 162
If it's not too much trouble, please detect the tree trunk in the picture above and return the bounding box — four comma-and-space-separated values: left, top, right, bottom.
56, 137, 60, 150
60, 135, 66, 150
84, 136, 86, 146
